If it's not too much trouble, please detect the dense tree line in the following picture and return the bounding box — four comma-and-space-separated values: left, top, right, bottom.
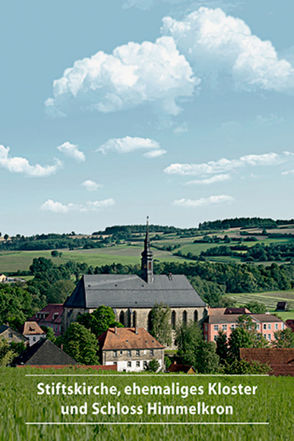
0, 235, 106, 251
199, 217, 294, 230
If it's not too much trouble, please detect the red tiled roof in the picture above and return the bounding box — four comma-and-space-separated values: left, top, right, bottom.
240, 348, 294, 376
99, 328, 165, 351
168, 362, 196, 373
225, 307, 251, 314
31, 304, 64, 324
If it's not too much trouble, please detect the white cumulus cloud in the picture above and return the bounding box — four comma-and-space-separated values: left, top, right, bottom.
186, 174, 230, 184
143, 149, 167, 158
0, 145, 61, 177
57, 141, 85, 162
41, 198, 115, 213
82, 180, 101, 191
162, 7, 294, 92
45, 37, 197, 116
164, 152, 286, 176
174, 194, 234, 207
98, 136, 163, 156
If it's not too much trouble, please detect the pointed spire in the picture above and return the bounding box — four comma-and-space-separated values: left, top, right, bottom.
141, 216, 153, 283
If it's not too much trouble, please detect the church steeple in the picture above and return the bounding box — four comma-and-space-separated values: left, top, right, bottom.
141, 216, 153, 283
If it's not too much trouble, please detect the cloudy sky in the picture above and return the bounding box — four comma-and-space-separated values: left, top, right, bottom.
1, 0, 294, 235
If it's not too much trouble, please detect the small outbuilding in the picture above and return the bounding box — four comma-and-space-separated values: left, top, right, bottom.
14, 339, 77, 367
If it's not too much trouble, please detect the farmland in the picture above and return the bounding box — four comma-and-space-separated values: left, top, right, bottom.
0, 367, 293, 441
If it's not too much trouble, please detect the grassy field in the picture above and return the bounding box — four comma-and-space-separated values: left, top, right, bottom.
0, 246, 190, 273
0, 368, 293, 441
225, 290, 294, 319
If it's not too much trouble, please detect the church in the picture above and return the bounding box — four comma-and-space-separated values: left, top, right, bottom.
63, 220, 206, 337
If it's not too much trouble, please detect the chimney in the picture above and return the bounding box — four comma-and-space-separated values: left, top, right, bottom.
60, 344, 64, 351
114, 327, 118, 335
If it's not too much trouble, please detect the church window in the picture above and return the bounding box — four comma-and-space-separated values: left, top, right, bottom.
194, 310, 198, 322
147, 311, 152, 332
183, 311, 187, 326
119, 311, 125, 326
171, 311, 176, 329
133, 311, 137, 327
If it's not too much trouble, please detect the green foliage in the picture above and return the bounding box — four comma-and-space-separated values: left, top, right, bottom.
62, 323, 99, 365
146, 359, 160, 372
0, 339, 15, 366
77, 305, 123, 338
176, 322, 219, 373
150, 303, 172, 346
223, 359, 271, 374
216, 331, 229, 364
245, 301, 267, 313
189, 276, 225, 307
0, 285, 33, 328
45, 327, 56, 343
9, 341, 26, 356
46, 279, 75, 303
274, 328, 294, 348
164, 355, 172, 370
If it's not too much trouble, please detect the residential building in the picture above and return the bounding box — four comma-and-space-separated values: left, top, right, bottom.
14, 339, 77, 366
240, 348, 294, 376
98, 327, 165, 372
22, 321, 46, 346
203, 313, 285, 343
168, 361, 196, 374
30, 304, 64, 336
0, 325, 27, 344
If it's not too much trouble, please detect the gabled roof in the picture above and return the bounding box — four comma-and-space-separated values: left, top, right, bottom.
240, 348, 294, 376
0, 324, 9, 334
31, 304, 64, 324
64, 274, 205, 309
225, 307, 251, 314
0, 325, 26, 340
14, 339, 77, 365
207, 313, 284, 325
22, 321, 45, 335
99, 327, 165, 351
168, 362, 196, 373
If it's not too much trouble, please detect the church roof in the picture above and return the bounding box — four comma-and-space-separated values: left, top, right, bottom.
64, 274, 205, 309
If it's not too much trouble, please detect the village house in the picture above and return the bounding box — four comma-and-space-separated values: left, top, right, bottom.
22, 321, 46, 346
30, 304, 64, 336
98, 327, 164, 372
63, 219, 206, 348
240, 348, 294, 376
0, 325, 27, 345
14, 339, 77, 367
204, 312, 285, 343
168, 361, 196, 374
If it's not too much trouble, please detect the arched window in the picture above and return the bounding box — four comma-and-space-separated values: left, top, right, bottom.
133, 311, 137, 328
183, 310, 187, 326
119, 311, 125, 326
194, 310, 198, 322
148, 311, 153, 332
171, 311, 176, 329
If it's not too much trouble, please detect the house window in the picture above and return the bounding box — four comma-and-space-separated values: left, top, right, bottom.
120, 350, 123, 355
9, 332, 13, 338
282, 324, 285, 330
231, 324, 235, 330
144, 361, 148, 368
113, 362, 117, 366
127, 362, 131, 367
136, 361, 140, 367
268, 334, 271, 340
128, 350, 131, 357
222, 325, 227, 331
33, 337, 36, 341
136, 350, 140, 356
263, 334, 267, 339
214, 335, 217, 341
268, 324, 271, 330
263, 324, 267, 330
214, 325, 219, 331
275, 324, 278, 330
113, 351, 117, 358
150, 349, 154, 356
183, 311, 187, 326
256, 324, 260, 330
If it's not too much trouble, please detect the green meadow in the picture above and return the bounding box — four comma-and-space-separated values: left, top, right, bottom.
0, 368, 293, 441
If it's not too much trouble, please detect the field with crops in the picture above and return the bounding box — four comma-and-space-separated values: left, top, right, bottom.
0, 367, 293, 441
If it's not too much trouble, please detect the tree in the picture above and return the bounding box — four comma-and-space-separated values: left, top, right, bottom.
150, 303, 172, 346
146, 359, 160, 372
224, 359, 270, 374
274, 328, 294, 348
77, 305, 123, 338
245, 301, 266, 314
0, 338, 15, 366
46, 279, 75, 303
164, 355, 172, 370
42, 326, 56, 343
63, 323, 99, 365
216, 330, 229, 364
228, 316, 268, 361
195, 340, 220, 373
4, 234, 9, 241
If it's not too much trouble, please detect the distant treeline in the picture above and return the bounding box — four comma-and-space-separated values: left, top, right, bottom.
199, 217, 294, 230
0, 235, 106, 251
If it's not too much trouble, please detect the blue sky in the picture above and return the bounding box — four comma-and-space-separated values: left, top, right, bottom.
0, 0, 294, 235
